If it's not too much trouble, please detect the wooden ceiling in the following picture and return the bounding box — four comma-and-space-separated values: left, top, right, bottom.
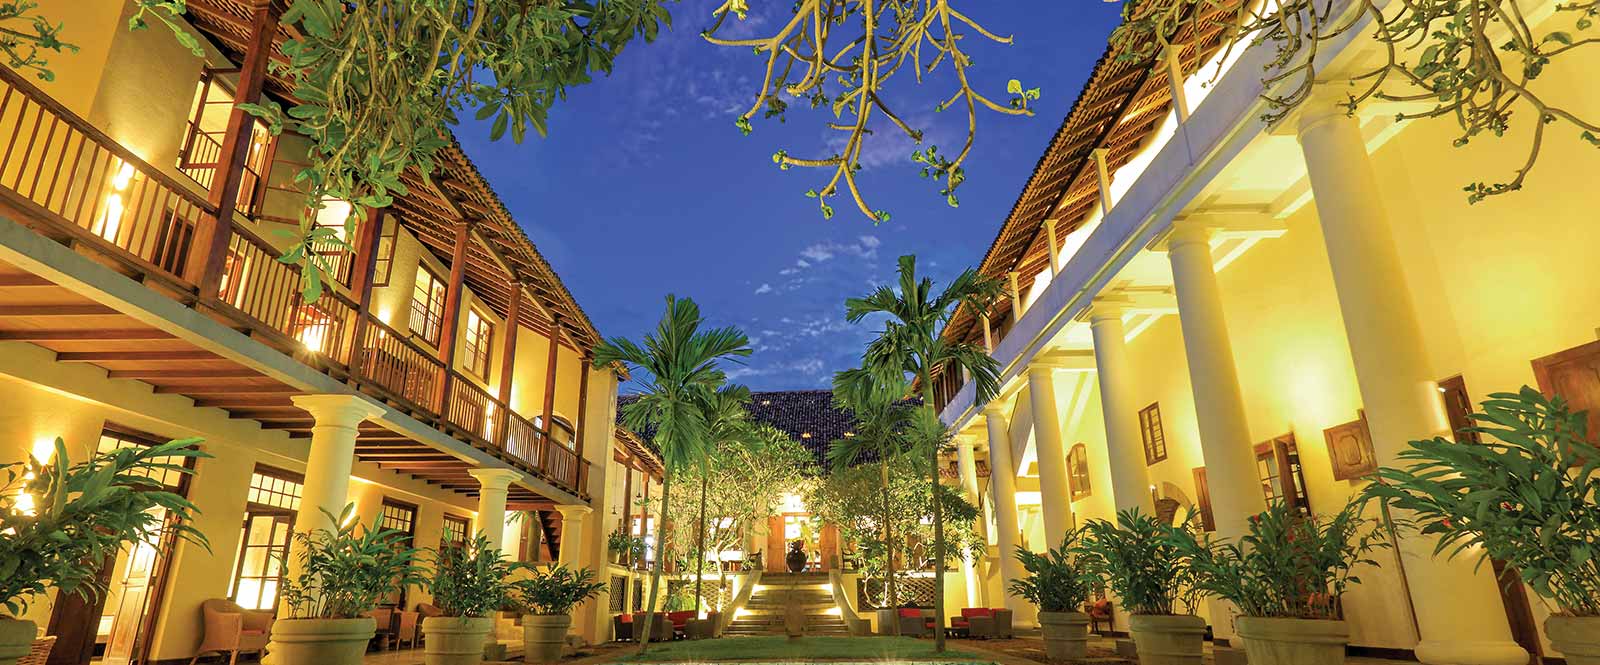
182, 0, 602, 353
942, 10, 1237, 348
0, 263, 552, 507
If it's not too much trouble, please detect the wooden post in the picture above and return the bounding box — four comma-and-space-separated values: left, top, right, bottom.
574, 353, 591, 458
497, 282, 522, 402
541, 319, 561, 436
433, 222, 472, 410
188, 0, 279, 297
346, 207, 386, 381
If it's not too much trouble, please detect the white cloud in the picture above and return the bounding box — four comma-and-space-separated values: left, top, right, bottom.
800, 244, 835, 262
859, 234, 881, 249
754, 283, 773, 295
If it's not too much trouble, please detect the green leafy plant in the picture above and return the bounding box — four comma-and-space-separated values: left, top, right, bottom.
1008, 529, 1096, 614
607, 526, 644, 562
0, 1, 77, 81
510, 564, 606, 616
424, 532, 522, 618
1077, 508, 1200, 616
0, 437, 209, 616
278, 505, 424, 619
1170, 500, 1389, 620
1361, 387, 1600, 617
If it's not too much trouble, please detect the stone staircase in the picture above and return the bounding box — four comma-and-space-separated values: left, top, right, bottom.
724, 572, 850, 637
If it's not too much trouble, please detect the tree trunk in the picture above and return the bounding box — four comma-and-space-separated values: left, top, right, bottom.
921, 380, 947, 653
694, 454, 709, 616
637, 472, 672, 653
880, 461, 897, 611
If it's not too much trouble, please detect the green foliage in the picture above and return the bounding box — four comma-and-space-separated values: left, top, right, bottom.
1361, 387, 1600, 617
703, 1, 1041, 222
607, 526, 646, 560
1077, 508, 1200, 616
0, 437, 209, 616
278, 505, 424, 619
510, 564, 606, 616
1169, 500, 1389, 620
1110, 0, 1600, 203
1008, 530, 1095, 614
0, 1, 78, 81
423, 532, 522, 618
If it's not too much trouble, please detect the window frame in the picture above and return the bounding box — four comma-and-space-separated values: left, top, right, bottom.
1067, 443, 1092, 501
1254, 433, 1312, 515
1137, 402, 1168, 465
462, 307, 494, 380
441, 513, 471, 550
231, 466, 304, 612
410, 264, 447, 346
371, 216, 398, 288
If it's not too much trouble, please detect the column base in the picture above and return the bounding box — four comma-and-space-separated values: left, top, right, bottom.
1415, 639, 1527, 665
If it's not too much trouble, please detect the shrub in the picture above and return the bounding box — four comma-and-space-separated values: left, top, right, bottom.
1362, 387, 1600, 617
1171, 499, 1388, 619
0, 438, 209, 616
279, 505, 424, 619
1077, 508, 1199, 616
424, 533, 522, 618
1008, 529, 1095, 613
510, 564, 605, 616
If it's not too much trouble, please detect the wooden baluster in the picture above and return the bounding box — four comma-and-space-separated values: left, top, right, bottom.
187, 0, 280, 297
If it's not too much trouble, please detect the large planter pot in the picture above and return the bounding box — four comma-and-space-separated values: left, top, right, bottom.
1235, 616, 1349, 665
421, 616, 494, 665
1038, 611, 1091, 661
876, 608, 899, 636
1548, 615, 1600, 665
785, 549, 807, 573
0, 618, 35, 665
263, 617, 376, 665
522, 613, 572, 663
1128, 614, 1205, 665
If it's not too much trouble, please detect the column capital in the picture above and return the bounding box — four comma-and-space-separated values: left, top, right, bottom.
291, 394, 385, 429
953, 435, 977, 451
982, 403, 1007, 419
468, 467, 522, 490
1295, 92, 1358, 140
554, 504, 593, 521
1085, 300, 1124, 324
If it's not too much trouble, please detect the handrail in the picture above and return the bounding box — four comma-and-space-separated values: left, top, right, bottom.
720, 569, 762, 633
828, 570, 869, 636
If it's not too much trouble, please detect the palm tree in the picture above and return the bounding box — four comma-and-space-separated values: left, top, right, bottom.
837, 254, 1003, 652
591, 295, 751, 651
827, 371, 917, 613
691, 382, 753, 617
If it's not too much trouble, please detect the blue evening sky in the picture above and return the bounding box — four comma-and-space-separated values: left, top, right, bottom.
458, 2, 1124, 391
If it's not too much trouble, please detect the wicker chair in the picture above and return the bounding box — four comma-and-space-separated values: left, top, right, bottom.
395, 611, 420, 649
188, 599, 273, 665
1085, 600, 1113, 635
895, 608, 929, 638
968, 609, 1012, 639
18, 635, 54, 665
612, 614, 634, 642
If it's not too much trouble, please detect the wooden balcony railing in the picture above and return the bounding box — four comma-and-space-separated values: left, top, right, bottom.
0, 64, 592, 499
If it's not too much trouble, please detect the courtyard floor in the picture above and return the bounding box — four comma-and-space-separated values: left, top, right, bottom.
357, 634, 1418, 664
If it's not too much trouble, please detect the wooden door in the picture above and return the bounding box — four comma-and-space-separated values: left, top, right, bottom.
818, 524, 840, 570
1531, 339, 1600, 446
1439, 374, 1544, 663
766, 515, 785, 573
1190, 467, 1215, 532
45, 559, 113, 665
100, 508, 166, 665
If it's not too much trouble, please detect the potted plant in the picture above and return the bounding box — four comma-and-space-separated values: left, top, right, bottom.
1008, 530, 1095, 661
606, 527, 635, 566
1078, 509, 1203, 665
1362, 388, 1600, 665
785, 539, 808, 573
1171, 499, 1388, 665
0, 438, 208, 665
510, 564, 605, 663
266, 505, 422, 665
419, 533, 521, 665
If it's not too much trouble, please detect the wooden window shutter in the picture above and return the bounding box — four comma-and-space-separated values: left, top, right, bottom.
1191, 467, 1216, 532
1138, 403, 1167, 465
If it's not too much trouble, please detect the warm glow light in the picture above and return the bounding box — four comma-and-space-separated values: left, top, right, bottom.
340, 509, 360, 528
30, 437, 56, 463
823, 606, 841, 616
97, 194, 124, 242
111, 162, 135, 191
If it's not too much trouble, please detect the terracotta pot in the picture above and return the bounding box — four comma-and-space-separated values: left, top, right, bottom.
1128, 614, 1205, 665
1235, 616, 1349, 665
1548, 615, 1600, 665
0, 618, 35, 665
521, 614, 571, 663
1038, 611, 1090, 661
420, 616, 494, 665
263, 617, 376, 665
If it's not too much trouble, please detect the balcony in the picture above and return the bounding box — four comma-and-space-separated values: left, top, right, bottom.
0, 65, 587, 502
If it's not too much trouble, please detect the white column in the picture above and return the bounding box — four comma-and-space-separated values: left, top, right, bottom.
555, 504, 592, 567
954, 437, 985, 608
468, 468, 522, 553
1087, 305, 1154, 514
1025, 363, 1074, 549
1297, 101, 1524, 665
982, 406, 1026, 615
1165, 225, 1265, 538
284, 394, 385, 618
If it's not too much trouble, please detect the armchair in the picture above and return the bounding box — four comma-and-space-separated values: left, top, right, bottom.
395, 611, 419, 650
895, 608, 929, 638
1085, 600, 1113, 635
188, 599, 274, 665
612, 614, 634, 642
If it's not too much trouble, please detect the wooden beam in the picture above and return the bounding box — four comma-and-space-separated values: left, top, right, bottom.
153, 386, 300, 396
0, 329, 171, 341
0, 274, 52, 287
57, 351, 218, 362
0, 304, 119, 316
107, 369, 260, 380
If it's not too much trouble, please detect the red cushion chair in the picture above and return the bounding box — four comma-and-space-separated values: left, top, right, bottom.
666, 611, 696, 629
950, 607, 993, 628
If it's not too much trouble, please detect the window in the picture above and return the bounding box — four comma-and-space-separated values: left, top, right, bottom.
179, 69, 274, 216
1192, 467, 1216, 532
410, 265, 447, 345
379, 499, 419, 544
293, 302, 337, 354
232, 467, 303, 611
442, 514, 471, 550
463, 308, 493, 379
1137, 402, 1168, 465
1067, 443, 1091, 500
1255, 434, 1311, 515
309, 198, 354, 285
97, 427, 189, 490
372, 217, 397, 287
